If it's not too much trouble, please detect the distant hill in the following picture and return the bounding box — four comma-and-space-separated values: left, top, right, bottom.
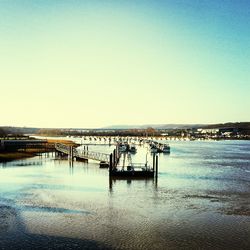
201, 122, 250, 130
0, 126, 39, 134
1, 122, 250, 134
102, 124, 206, 130
102, 122, 250, 130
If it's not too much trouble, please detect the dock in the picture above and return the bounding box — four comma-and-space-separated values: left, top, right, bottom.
55, 143, 110, 163
55, 142, 158, 178
79, 136, 170, 153
108, 147, 158, 178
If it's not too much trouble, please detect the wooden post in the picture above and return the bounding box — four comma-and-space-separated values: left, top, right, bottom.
155, 155, 158, 178
116, 144, 119, 161
69, 146, 72, 161
153, 153, 155, 172
69, 146, 73, 162
109, 153, 113, 175
109, 175, 112, 191
68, 146, 71, 161
113, 149, 116, 167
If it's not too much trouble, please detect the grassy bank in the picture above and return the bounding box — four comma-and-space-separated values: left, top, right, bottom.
0, 152, 35, 162
0, 139, 78, 162
46, 139, 77, 147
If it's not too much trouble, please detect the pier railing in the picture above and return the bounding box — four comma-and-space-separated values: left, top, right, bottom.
55, 143, 110, 163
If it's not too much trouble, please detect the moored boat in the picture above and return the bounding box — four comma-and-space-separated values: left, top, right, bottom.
150, 145, 158, 153
118, 143, 129, 152
99, 161, 109, 168
162, 144, 170, 153
110, 163, 154, 178
129, 145, 137, 153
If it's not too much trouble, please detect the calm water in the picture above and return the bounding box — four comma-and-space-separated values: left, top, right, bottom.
0, 140, 250, 249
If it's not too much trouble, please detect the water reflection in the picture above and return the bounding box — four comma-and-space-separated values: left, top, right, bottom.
1, 159, 43, 168
109, 176, 156, 192
0, 141, 250, 249
22, 205, 90, 215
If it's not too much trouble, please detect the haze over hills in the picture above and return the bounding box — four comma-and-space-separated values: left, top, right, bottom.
102, 122, 250, 130
101, 124, 206, 130
1, 122, 250, 134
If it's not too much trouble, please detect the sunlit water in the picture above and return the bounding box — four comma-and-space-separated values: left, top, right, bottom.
0, 140, 250, 249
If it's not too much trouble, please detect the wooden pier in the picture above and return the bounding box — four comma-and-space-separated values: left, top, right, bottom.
80, 136, 170, 153
55, 142, 158, 178
55, 143, 110, 163
108, 147, 158, 178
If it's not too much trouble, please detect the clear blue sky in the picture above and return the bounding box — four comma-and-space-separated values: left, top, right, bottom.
0, 0, 249, 128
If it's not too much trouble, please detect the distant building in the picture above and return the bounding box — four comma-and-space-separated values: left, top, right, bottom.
222, 131, 232, 137
197, 129, 219, 134
219, 128, 238, 134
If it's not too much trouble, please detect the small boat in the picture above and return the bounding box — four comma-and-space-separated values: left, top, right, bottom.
110, 169, 154, 178
162, 144, 170, 153
110, 161, 154, 178
129, 145, 137, 153
150, 145, 158, 153
99, 161, 109, 168
118, 143, 129, 152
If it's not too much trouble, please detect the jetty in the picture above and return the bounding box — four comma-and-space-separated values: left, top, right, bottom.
55, 142, 158, 178
55, 143, 110, 164
148, 141, 170, 153
108, 147, 158, 178
79, 136, 170, 153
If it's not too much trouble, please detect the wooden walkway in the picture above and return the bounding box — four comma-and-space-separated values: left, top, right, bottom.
55, 143, 110, 163
55, 143, 158, 178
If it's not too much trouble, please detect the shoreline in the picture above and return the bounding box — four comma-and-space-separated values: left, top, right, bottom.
0, 152, 38, 162
34, 134, 250, 141
0, 139, 77, 162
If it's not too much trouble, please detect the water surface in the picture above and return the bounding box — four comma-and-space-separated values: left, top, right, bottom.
0, 140, 250, 249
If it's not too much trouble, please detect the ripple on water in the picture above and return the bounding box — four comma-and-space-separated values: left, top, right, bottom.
0, 140, 250, 249
20, 205, 91, 215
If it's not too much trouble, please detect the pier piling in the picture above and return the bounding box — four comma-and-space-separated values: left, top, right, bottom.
109, 153, 113, 174
153, 153, 156, 172
155, 155, 158, 178
113, 149, 116, 166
